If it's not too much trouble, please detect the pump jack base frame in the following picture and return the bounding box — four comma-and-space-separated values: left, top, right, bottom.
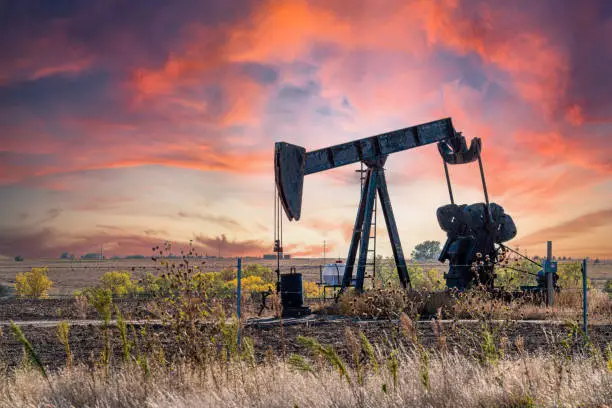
282, 306, 311, 318
341, 156, 411, 293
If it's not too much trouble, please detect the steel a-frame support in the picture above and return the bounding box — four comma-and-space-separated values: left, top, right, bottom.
341, 157, 411, 293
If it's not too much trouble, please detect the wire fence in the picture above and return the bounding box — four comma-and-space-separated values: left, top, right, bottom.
0, 256, 597, 335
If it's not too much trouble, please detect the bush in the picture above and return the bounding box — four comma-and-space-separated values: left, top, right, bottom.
81, 287, 113, 321
335, 288, 424, 318
99, 271, 141, 297
408, 264, 445, 291
374, 256, 401, 288
495, 259, 539, 289
303, 281, 322, 298
558, 261, 590, 289
242, 264, 275, 283
605, 280, 612, 294
15, 267, 53, 298
191, 272, 234, 298
227, 275, 273, 294
218, 267, 237, 281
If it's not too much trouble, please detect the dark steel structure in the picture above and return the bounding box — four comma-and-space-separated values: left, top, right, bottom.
274, 117, 518, 292
279, 271, 310, 317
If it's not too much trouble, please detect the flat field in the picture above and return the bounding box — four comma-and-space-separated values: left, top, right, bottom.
1, 257, 610, 295
0, 257, 325, 295
0, 257, 610, 407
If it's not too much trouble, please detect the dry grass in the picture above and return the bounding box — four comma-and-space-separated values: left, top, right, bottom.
326, 287, 612, 323
0, 351, 609, 408
1, 254, 609, 407
452, 288, 612, 322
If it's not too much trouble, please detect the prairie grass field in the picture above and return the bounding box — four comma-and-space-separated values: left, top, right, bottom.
2, 350, 610, 408
0, 256, 610, 407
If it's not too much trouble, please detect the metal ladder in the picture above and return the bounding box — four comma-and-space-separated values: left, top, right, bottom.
357, 163, 377, 288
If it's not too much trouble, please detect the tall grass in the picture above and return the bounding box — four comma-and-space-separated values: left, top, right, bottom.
0, 352, 609, 408
1, 249, 609, 407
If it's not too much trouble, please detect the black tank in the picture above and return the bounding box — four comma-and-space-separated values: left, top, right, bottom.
280, 273, 304, 308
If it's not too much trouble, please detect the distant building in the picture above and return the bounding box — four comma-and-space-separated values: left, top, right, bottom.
263, 254, 291, 260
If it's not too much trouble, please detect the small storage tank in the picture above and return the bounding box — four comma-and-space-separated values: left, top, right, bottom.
322, 261, 355, 286
280, 273, 304, 308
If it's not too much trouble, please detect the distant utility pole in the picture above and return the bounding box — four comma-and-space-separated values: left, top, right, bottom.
323, 240, 326, 264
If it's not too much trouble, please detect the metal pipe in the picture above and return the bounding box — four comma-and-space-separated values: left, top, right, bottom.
546, 241, 554, 307
443, 160, 455, 204
477, 153, 490, 207
237, 257, 242, 348
582, 259, 588, 337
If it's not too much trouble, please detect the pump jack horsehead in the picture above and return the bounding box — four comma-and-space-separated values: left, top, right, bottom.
274, 118, 517, 294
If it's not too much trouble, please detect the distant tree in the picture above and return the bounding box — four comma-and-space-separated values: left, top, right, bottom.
14, 256, 23, 262
60, 252, 70, 259
81, 253, 102, 260
594, 258, 600, 264
533, 255, 540, 260
125, 255, 145, 259
411, 240, 441, 261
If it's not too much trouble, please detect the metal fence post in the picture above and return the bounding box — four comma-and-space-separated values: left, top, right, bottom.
237, 258, 242, 348
319, 265, 323, 300
582, 258, 588, 337
546, 241, 554, 307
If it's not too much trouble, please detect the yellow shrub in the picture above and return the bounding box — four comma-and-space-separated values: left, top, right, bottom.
227, 276, 273, 293
100, 271, 138, 296
303, 281, 322, 298
15, 267, 53, 298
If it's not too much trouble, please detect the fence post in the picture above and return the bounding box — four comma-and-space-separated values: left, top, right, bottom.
319, 265, 324, 300
582, 258, 588, 337
237, 258, 242, 348
546, 241, 554, 307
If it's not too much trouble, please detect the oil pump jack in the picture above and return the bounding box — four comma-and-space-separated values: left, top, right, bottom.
274, 117, 518, 294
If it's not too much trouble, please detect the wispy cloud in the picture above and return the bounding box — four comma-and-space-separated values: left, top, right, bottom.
0, 0, 610, 259
516, 209, 612, 248
177, 211, 246, 232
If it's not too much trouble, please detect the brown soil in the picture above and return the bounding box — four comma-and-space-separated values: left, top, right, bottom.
0, 298, 153, 321
1, 319, 610, 372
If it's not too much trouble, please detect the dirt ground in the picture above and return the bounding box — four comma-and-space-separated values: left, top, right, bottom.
1, 319, 610, 371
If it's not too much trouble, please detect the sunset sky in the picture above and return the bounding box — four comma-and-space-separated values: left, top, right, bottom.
1, 0, 611, 260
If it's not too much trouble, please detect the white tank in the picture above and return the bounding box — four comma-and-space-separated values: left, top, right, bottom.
322, 261, 349, 286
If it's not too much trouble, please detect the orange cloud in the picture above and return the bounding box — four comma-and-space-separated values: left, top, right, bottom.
513, 208, 612, 258
516, 209, 612, 247
31, 58, 94, 80
302, 218, 355, 241
288, 242, 338, 258
416, 0, 570, 118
